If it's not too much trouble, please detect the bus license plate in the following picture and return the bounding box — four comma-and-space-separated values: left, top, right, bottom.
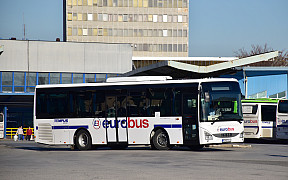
222, 139, 231, 143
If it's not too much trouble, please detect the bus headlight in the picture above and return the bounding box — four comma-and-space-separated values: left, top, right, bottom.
240, 131, 244, 138
205, 131, 213, 140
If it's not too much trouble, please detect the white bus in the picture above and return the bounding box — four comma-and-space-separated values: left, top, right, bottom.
276, 99, 288, 139
0, 113, 4, 138
34, 76, 244, 150
242, 99, 278, 139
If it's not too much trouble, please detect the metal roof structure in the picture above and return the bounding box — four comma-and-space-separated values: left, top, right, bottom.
125, 51, 279, 78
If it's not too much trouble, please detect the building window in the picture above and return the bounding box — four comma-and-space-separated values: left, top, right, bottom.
14, 72, 25, 92
113, 0, 118, 7
2, 72, 13, 92
68, 0, 72, 6
88, 13, 93, 21
73, 0, 77, 6
173, 15, 177, 23
73, 13, 77, 21
148, 15, 153, 22
88, 28, 93, 36
93, 14, 98, 21
167, 15, 172, 22
68, 13, 72, 21
26, 72, 36, 92
68, 27, 72, 36
153, 15, 157, 22
38, 73, 49, 85
83, 13, 87, 21
98, 14, 103, 21
178, 29, 182, 37
173, 44, 177, 52
72, 27, 77, 36
96, 74, 106, 82
183, 15, 187, 23
73, 73, 83, 83
78, 28, 83, 36
103, 14, 108, 21
93, 28, 98, 36
118, 15, 123, 22
62, 73, 72, 84
78, 13, 83, 21
98, 28, 103, 36
183, 0, 188, 8
163, 30, 168, 37
50, 73, 60, 84
178, 15, 182, 22
123, 14, 128, 22
85, 74, 95, 83
158, 15, 163, 22
178, 44, 183, 52
143, 0, 148, 7
83, 28, 88, 36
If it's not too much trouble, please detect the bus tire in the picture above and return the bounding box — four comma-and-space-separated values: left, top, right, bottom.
75, 129, 92, 150
152, 129, 171, 150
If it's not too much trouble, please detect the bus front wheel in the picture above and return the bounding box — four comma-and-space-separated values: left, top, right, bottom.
152, 129, 171, 150
75, 130, 92, 150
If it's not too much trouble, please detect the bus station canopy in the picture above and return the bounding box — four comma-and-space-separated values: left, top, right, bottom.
124, 51, 279, 79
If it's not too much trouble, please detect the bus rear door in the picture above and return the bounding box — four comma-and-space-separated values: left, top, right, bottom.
105, 95, 128, 144
261, 105, 277, 138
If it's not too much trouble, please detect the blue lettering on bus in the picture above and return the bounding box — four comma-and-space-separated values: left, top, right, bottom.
54, 119, 68, 123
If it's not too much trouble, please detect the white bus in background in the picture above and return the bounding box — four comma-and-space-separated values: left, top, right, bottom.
276, 99, 288, 139
0, 113, 4, 138
242, 99, 278, 139
34, 76, 244, 150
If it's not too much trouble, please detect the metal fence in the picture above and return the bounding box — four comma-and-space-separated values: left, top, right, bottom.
5, 128, 34, 139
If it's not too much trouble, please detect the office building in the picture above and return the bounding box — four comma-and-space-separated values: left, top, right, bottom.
65, 0, 189, 57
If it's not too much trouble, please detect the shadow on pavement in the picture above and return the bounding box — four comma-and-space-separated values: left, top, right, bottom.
1, 139, 232, 152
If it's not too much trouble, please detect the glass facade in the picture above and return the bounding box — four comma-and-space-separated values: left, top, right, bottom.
0, 72, 117, 93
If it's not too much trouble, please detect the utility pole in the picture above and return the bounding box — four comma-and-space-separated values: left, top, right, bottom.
23, 13, 26, 40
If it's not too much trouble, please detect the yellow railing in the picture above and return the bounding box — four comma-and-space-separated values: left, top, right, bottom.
6, 128, 34, 139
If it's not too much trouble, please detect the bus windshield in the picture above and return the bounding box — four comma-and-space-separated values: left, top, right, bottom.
200, 82, 243, 122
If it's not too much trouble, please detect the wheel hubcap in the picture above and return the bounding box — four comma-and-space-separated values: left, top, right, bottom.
78, 134, 88, 147
157, 133, 168, 147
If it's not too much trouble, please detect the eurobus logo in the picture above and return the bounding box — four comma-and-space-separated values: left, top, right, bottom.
244, 120, 257, 123
93, 117, 149, 129
217, 127, 235, 132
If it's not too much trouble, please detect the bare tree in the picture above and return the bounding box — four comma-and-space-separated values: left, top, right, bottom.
234, 44, 288, 66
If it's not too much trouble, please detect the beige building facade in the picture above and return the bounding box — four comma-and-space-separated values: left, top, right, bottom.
65, 0, 189, 57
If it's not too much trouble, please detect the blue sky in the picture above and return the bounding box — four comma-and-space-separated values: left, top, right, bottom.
0, 0, 287, 57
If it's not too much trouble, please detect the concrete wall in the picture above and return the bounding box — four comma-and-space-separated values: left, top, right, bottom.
0, 40, 132, 74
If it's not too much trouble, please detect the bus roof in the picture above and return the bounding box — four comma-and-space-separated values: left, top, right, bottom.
241, 98, 279, 103
35, 77, 239, 89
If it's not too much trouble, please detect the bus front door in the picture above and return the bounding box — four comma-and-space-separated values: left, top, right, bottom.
106, 95, 128, 144
182, 93, 199, 145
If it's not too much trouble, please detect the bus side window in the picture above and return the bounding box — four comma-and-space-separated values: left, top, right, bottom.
93, 91, 105, 117
127, 90, 148, 117
261, 105, 276, 122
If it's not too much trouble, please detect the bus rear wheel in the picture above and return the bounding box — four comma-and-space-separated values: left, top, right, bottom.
75, 130, 92, 150
152, 129, 171, 150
